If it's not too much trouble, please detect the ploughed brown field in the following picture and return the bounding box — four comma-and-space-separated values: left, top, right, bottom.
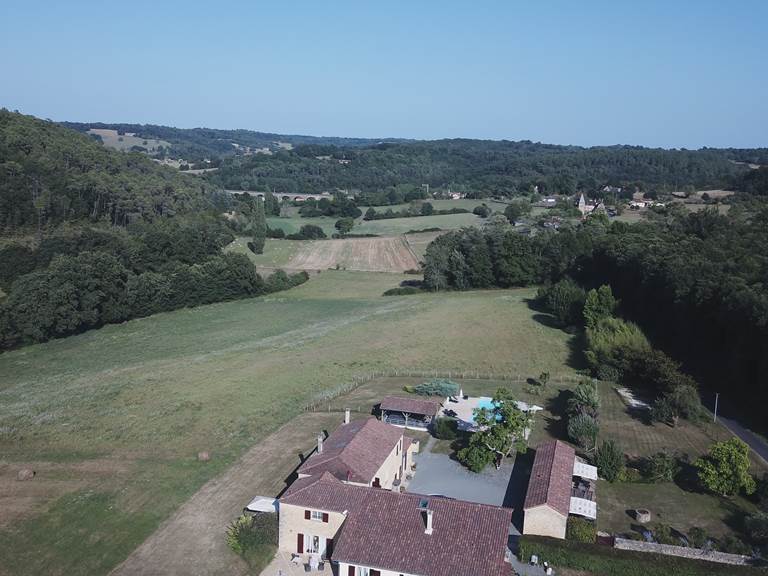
286, 236, 419, 272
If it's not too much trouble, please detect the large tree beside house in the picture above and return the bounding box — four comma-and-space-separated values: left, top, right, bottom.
458, 388, 532, 472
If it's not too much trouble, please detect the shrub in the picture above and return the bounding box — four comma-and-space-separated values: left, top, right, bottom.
642, 451, 680, 483
688, 527, 708, 549
537, 278, 586, 326
653, 523, 678, 545
744, 512, 768, 544
618, 466, 642, 483
595, 440, 624, 482
568, 413, 599, 453
566, 517, 596, 543
716, 534, 752, 555
568, 379, 600, 417
433, 417, 458, 440
596, 364, 622, 382
413, 378, 459, 397
226, 514, 278, 571
383, 286, 422, 296
457, 444, 494, 473
696, 438, 756, 497
266, 227, 285, 238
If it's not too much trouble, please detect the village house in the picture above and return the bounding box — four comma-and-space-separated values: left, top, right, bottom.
279, 473, 513, 576
522, 439, 598, 539
297, 413, 418, 490
378, 396, 442, 430
277, 411, 515, 575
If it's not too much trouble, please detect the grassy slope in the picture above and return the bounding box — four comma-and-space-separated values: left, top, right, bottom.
0, 274, 577, 575
223, 236, 306, 268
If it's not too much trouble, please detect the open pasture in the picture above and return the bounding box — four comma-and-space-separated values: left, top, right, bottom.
0, 278, 577, 575
354, 212, 483, 235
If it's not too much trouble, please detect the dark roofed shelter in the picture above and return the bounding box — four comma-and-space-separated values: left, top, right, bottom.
379, 395, 441, 430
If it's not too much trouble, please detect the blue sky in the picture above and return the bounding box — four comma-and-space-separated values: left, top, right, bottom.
1, 1, 766, 148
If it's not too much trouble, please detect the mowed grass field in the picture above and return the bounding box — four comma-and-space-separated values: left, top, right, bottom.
286, 237, 419, 272
0, 274, 579, 575
354, 212, 482, 235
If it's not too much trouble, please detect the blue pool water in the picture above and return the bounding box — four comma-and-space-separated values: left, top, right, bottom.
470, 397, 501, 424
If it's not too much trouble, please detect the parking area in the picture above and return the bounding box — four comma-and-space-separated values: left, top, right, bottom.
407, 449, 516, 507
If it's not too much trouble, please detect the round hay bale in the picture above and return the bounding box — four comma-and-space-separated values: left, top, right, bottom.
197, 451, 210, 462
635, 508, 651, 523
17, 468, 35, 481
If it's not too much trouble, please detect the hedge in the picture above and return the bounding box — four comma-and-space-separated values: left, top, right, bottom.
518, 536, 764, 576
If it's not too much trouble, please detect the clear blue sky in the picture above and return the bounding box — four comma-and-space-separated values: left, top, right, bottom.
2, 1, 766, 148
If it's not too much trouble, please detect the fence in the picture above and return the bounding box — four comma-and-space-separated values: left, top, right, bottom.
614, 537, 752, 566
301, 368, 583, 412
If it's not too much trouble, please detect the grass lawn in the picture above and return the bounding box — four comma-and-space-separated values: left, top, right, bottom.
597, 479, 758, 538
595, 379, 766, 541
0, 275, 579, 575
354, 212, 483, 235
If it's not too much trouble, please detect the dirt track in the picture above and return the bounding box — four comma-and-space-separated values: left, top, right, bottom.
286, 237, 419, 272
109, 412, 346, 576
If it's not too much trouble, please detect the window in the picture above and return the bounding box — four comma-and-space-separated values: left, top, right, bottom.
356, 568, 370, 576
308, 535, 320, 554
310, 510, 324, 521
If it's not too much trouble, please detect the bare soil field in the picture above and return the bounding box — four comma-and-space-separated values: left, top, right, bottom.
286, 236, 419, 272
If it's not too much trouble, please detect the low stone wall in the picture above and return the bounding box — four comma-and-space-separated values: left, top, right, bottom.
614, 537, 752, 566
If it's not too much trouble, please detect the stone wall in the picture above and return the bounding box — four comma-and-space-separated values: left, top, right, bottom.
614, 537, 752, 566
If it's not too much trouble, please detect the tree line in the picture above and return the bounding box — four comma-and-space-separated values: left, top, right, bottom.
0, 217, 308, 350
423, 206, 768, 431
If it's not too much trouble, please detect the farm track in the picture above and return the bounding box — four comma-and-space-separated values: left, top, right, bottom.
286, 236, 419, 273
110, 413, 343, 576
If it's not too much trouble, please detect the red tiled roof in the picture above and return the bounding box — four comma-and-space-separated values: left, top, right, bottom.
296, 418, 403, 484
523, 439, 575, 516
380, 396, 441, 417
281, 476, 512, 576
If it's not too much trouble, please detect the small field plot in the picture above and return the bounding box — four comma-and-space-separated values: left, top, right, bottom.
87, 129, 170, 152
286, 237, 419, 272
354, 212, 482, 235
224, 237, 306, 269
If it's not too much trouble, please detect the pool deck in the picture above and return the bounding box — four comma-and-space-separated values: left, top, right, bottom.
440, 396, 542, 430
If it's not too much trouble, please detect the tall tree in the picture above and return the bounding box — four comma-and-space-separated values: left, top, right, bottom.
251, 198, 267, 254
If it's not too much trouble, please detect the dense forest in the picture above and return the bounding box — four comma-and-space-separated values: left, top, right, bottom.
205, 139, 767, 198
423, 207, 768, 431
1, 111, 226, 232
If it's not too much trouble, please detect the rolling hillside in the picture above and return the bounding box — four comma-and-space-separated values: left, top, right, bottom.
0, 111, 225, 232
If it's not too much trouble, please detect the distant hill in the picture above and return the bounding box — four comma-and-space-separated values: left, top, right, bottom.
59, 121, 404, 163
1, 111, 225, 233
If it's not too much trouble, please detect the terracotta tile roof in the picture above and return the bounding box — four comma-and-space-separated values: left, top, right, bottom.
380, 396, 441, 417
296, 418, 403, 484
281, 476, 512, 576
523, 439, 575, 517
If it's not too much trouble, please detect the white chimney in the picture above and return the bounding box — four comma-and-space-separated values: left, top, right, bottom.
317, 433, 324, 454
424, 509, 433, 534
344, 409, 350, 424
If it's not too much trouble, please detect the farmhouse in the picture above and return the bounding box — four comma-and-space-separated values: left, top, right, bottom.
379, 396, 442, 430
522, 439, 598, 539
297, 414, 418, 490
279, 473, 513, 576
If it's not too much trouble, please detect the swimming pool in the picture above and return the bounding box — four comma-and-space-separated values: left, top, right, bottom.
470, 397, 501, 424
